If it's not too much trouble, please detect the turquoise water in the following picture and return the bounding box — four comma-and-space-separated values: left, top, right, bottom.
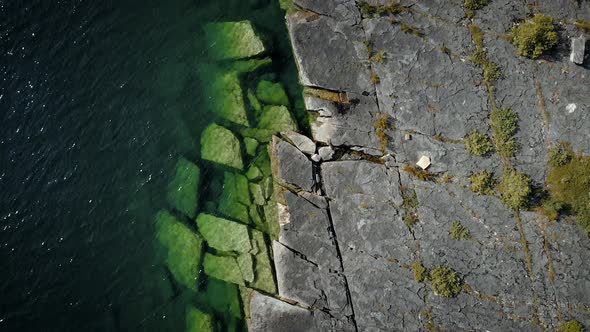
0, 0, 300, 330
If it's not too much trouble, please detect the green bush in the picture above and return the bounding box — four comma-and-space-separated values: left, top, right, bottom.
465, 0, 489, 10
497, 168, 532, 210
465, 131, 494, 156
450, 221, 471, 240
557, 320, 584, 332
470, 171, 496, 196
537, 199, 565, 221
490, 108, 519, 158
412, 262, 428, 282
575, 19, 590, 34
510, 14, 558, 59
429, 266, 463, 298
549, 144, 572, 167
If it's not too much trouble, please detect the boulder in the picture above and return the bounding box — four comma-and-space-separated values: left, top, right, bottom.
203, 253, 245, 286
156, 210, 204, 291
258, 105, 297, 133
185, 306, 214, 332
318, 146, 335, 160
166, 157, 200, 218
207, 71, 249, 126
283, 131, 316, 155
218, 172, 251, 224
204, 21, 265, 60
271, 137, 314, 192
246, 165, 263, 181
244, 137, 260, 156
201, 123, 244, 170
256, 80, 290, 106
202, 278, 242, 318
196, 213, 252, 253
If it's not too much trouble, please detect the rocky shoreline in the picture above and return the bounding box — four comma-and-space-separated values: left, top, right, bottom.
249, 0, 590, 331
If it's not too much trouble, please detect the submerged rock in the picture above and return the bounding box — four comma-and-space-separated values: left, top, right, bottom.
203, 278, 242, 319
156, 210, 204, 291
203, 253, 246, 286
249, 230, 277, 294
256, 80, 290, 106
258, 105, 297, 133
185, 306, 214, 332
196, 213, 252, 253
244, 137, 260, 156
208, 71, 250, 126
218, 172, 251, 224
166, 157, 200, 219
201, 123, 244, 170
204, 21, 265, 60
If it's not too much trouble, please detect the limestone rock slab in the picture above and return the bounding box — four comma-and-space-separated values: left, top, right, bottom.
271, 136, 314, 192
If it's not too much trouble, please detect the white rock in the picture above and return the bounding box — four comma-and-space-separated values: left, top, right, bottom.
566, 103, 577, 114
570, 35, 586, 65
416, 156, 431, 170
283, 131, 316, 155
318, 146, 335, 161
311, 154, 322, 162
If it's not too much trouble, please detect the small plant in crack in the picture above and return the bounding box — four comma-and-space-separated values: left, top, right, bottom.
449, 221, 471, 240
412, 261, 428, 282
469, 170, 496, 196
429, 266, 463, 298
374, 113, 392, 153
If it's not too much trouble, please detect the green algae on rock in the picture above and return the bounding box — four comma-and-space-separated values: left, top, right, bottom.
208, 71, 250, 126
196, 213, 252, 253
203, 253, 246, 286
185, 306, 215, 332
204, 21, 265, 60
156, 210, 204, 291
203, 278, 243, 319
218, 172, 252, 224
249, 230, 277, 294
201, 123, 244, 170
244, 137, 260, 156
166, 157, 200, 218
258, 105, 297, 133
256, 80, 290, 106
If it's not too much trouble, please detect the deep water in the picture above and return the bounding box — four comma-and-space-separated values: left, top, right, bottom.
0, 0, 298, 330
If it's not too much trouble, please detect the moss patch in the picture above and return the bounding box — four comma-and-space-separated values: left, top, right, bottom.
549, 143, 572, 167
547, 151, 590, 235
509, 14, 558, 59
497, 168, 532, 210
490, 108, 519, 158
429, 266, 463, 298
557, 320, 585, 332
450, 221, 471, 240
374, 113, 391, 152
403, 165, 434, 181
470, 171, 496, 196
412, 262, 428, 282
465, 131, 494, 156
575, 19, 590, 33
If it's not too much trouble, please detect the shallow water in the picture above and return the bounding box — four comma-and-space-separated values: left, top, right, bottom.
0, 0, 298, 330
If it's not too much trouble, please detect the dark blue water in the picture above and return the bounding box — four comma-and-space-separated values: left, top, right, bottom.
0, 0, 296, 330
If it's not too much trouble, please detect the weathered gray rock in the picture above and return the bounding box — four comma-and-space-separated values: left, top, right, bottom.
282, 131, 316, 155
318, 146, 335, 161
273, 241, 352, 317
271, 136, 314, 192
570, 35, 586, 65
278, 191, 340, 270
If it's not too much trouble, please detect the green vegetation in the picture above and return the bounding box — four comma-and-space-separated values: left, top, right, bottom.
401, 23, 424, 38
358, 1, 409, 17
490, 108, 519, 158
403, 165, 434, 181
440, 46, 451, 55
429, 266, 463, 298
549, 143, 573, 167
468, 25, 502, 82
412, 262, 428, 282
256, 80, 290, 107
537, 199, 565, 221
370, 50, 386, 64
371, 71, 381, 85
470, 171, 496, 195
465, 131, 494, 156
509, 14, 558, 59
464, 0, 490, 18
557, 320, 585, 332
404, 213, 419, 228
575, 19, 590, 33
450, 221, 471, 240
547, 151, 590, 235
497, 168, 532, 210
374, 113, 391, 152
402, 187, 420, 229
186, 306, 215, 332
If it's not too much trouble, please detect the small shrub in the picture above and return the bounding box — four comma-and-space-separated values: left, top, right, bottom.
404, 212, 419, 228
450, 221, 471, 240
549, 144, 572, 167
402, 187, 419, 209
371, 71, 381, 84
403, 165, 434, 181
465, 131, 494, 156
465, 0, 489, 10
575, 19, 590, 33
537, 199, 565, 221
497, 168, 532, 210
470, 171, 496, 195
374, 113, 391, 152
557, 320, 584, 332
469, 24, 484, 48
490, 108, 519, 158
440, 46, 451, 55
412, 262, 428, 282
510, 14, 558, 59
429, 266, 463, 298
370, 50, 386, 64
483, 61, 501, 82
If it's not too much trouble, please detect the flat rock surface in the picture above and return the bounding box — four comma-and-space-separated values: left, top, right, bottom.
253, 1, 590, 331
